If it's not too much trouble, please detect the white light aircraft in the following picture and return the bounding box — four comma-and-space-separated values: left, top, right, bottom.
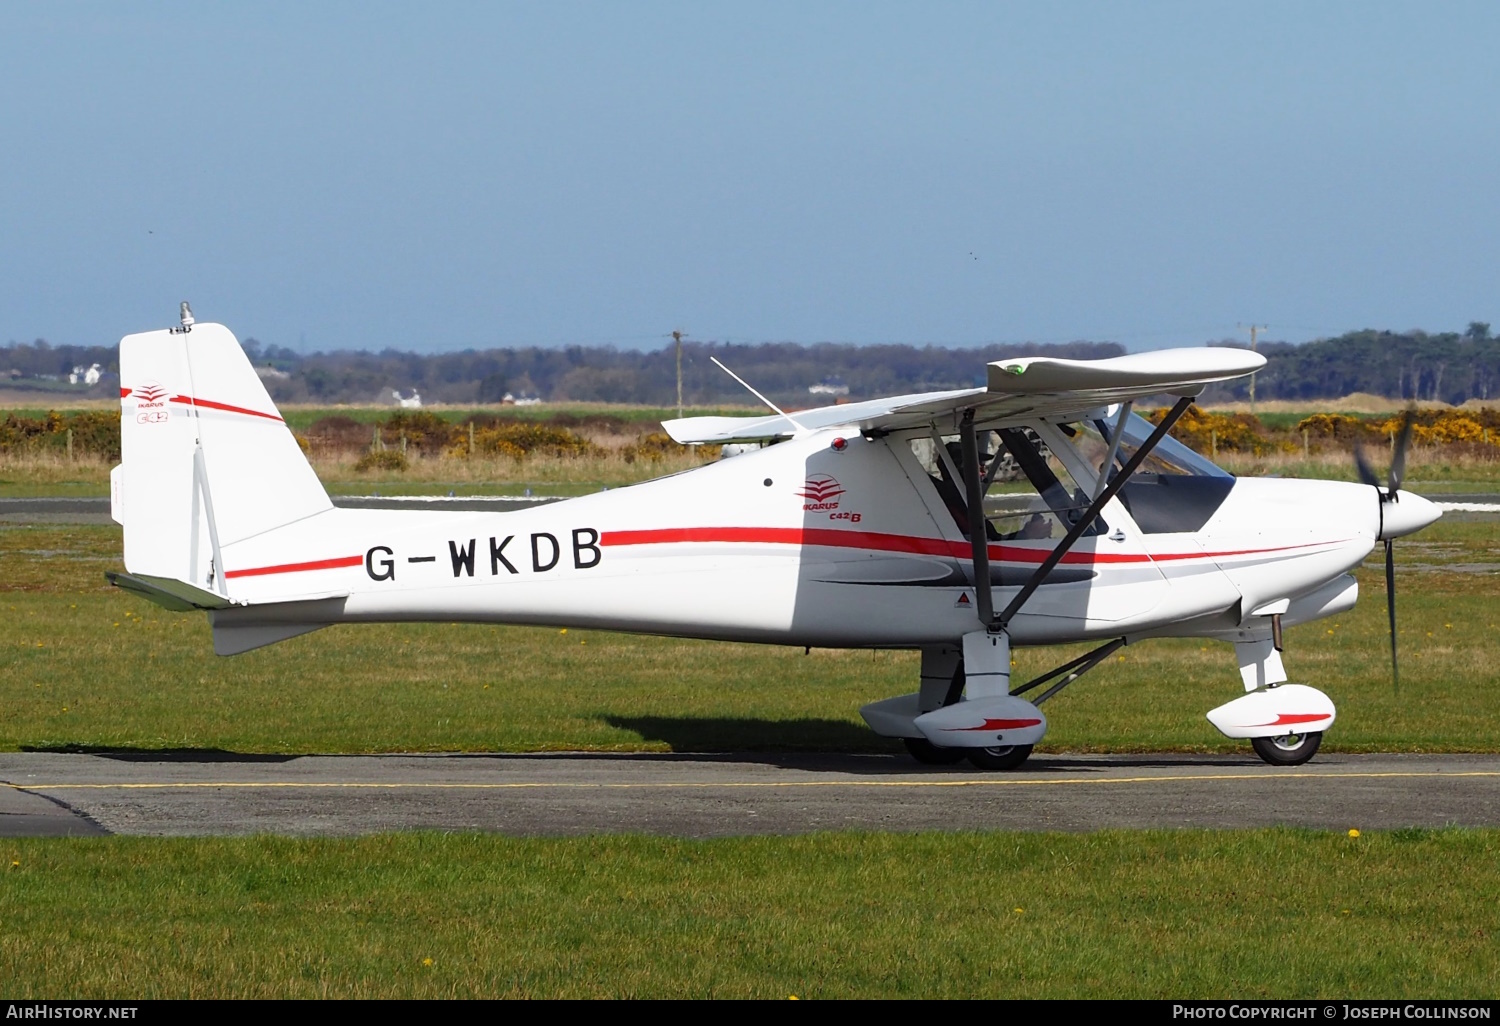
108, 306, 1441, 769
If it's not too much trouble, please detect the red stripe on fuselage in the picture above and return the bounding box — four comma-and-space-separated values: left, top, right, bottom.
168, 394, 284, 422
598, 527, 1345, 567
224, 555, 363, 579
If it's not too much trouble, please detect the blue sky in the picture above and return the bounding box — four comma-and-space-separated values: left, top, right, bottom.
2, 2, 1496, 353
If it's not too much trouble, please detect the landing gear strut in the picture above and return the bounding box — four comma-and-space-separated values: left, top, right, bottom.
1251, 731, 1322, 767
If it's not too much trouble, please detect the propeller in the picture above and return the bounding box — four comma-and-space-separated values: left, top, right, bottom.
1354, 410, 1415, 693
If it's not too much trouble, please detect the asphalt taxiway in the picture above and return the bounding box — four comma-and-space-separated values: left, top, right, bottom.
1, 752, 1496, 838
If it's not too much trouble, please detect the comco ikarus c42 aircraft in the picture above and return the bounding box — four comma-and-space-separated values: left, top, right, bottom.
107, 306, 1441, 769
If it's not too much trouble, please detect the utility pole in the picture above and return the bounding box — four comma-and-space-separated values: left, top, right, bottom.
1240, 323, 1268, 413
672, 330, 684, 418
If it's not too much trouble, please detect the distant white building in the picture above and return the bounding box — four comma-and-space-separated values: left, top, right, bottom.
255, 365, 291, 381
501, 392, 543, 406
808, 380, 850, 397
392, 389, 423, 409
68, 363, 102, 386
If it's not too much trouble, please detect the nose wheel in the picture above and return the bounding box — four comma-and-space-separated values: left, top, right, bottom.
1251, 731, 1322, 766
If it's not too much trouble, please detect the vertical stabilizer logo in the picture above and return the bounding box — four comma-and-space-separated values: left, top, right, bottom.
796, 474, 845, 511
133, 380, 169, 423
134, 382, 168, 404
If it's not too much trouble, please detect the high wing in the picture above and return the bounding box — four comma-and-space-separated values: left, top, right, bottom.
661, 346, 1265, 444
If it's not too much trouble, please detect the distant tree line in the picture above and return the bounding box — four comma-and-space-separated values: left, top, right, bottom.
1204, 322, 1500, 405
3, 323, 1498, 407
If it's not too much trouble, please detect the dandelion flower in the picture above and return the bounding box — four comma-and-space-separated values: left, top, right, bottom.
422, 957, 433, 967
1348, 829, 1360, 838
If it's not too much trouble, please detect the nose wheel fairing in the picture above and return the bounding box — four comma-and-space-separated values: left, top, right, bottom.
1204, 683, 1336, 740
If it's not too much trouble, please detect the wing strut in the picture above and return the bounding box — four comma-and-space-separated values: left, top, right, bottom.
958, 395, 1196, 633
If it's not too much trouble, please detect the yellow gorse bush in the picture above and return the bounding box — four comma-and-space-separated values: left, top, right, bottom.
1374, 411, 1500, 447
1148, 406, 1280, 455
621, 431, 722, 463
447, 422, 603, 461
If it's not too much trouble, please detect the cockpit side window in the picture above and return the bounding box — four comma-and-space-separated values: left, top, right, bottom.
1078, 411, 1232, 481
992, 428, 1105, 539
1056, 409, 1235, 533
908, 428, 1105, 541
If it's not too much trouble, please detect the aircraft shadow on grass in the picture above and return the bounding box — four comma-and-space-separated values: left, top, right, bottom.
20, 745, 297, 764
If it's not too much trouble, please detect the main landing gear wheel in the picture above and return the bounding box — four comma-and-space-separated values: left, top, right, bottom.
903, 738, 968, 765
1251, 731, 1323, 767
966, 744, 1034, 771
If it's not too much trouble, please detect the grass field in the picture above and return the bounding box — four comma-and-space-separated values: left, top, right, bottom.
1, 518, 1497, 755
1, 828, 1495, 998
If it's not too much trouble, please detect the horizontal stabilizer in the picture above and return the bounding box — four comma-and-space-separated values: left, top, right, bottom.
212, 621, 331, 656
207, 595, 349, 656
106, 571, 236, 612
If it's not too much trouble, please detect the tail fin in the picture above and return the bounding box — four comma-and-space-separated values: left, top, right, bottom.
114, 321, 331, 595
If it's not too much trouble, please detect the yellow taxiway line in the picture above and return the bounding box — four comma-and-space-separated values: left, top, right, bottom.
7, 770, 1500, 792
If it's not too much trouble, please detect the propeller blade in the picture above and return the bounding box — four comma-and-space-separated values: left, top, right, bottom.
1385, 539, 1399, 694
1389, 410, 1414, 495
1353, 442, 1381, 489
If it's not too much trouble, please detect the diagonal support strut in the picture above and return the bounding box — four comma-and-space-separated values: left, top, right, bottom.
1009, 637, 1126, 705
